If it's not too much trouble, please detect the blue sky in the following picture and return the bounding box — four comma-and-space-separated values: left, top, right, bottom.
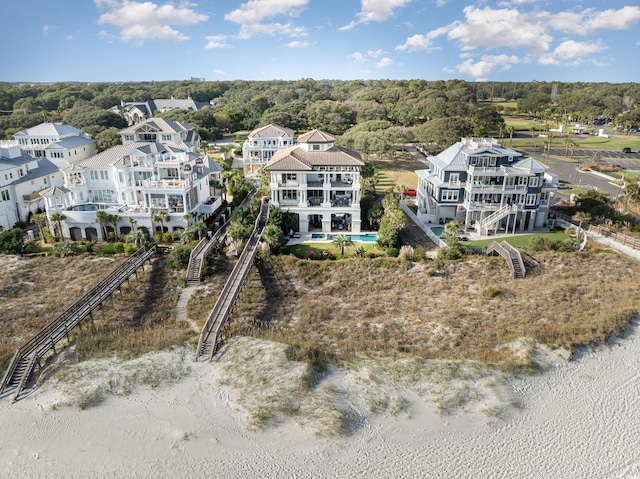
5, 0, 640, 83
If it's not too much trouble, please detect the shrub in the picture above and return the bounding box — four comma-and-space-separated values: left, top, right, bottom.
387, 247, 399, 257
52, 240, 81, 258
483, 286, 501, 298
167, 244, 195, 269
24, 240, 39, 254
162, 232, 173, 243
113, 242, 125, 253
398, 245, 415, 261
83, 241, 95, 253
414, 247, 427, 262
0, 228, 25, 254
124, 245, 137, 255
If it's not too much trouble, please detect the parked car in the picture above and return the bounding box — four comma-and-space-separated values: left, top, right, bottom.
622, 147, 632, 154
402, 188, 417, 196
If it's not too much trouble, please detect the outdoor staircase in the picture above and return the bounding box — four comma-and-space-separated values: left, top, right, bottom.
486, 241, 526, 278
194, 197, 270, 361
479, 204, 516, 235
1, 246, 156, 402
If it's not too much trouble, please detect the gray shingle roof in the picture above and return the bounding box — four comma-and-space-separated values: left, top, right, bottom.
298, 129, 336, 143
39, 185, 70, 197
77, 142, 168, 168
119, 118, 195, 135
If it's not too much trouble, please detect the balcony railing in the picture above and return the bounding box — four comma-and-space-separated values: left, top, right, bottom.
143, 178, 191, 189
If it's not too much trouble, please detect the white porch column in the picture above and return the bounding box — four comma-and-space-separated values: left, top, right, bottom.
322, 214, 331, 232
299, 215, 309, 233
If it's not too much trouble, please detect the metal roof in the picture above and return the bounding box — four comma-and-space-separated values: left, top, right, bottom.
265, 145, 363, 171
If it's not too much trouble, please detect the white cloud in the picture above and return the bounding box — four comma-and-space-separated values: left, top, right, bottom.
448, 6, 551, 54
340, 0, 413, 30
455, 54, 519, 80
65, 35, 73, 41
376, 57, 394, 68
95, 0, 208, 44
350, 52, 367, 62
367, 49, 384, 58
225, 0, 309, 39
538, 40, 607, 66
42, 24, 56, 35
395, 25, 450, 52
205, 35, 231, 49
288, 40, 310, 48
550, 6, 640, 35
212, 69, 226, 77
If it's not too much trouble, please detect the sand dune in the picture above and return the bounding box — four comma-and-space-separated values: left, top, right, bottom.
1, 321, 639, 478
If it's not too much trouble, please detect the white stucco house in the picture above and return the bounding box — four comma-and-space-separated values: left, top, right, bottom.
13, 123, 97, 169
264, 129, 364, 233
0, 140, 63, 231
242, 124, 296, 175
416, 138, 558, 235
41, 120, 222, 241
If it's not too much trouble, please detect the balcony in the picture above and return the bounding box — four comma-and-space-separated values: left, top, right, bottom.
143, 178, 191, 190
465, 183, 527, 192
468, 165, 504, 174
198, 196, 222, 215
23, 192, 41, 202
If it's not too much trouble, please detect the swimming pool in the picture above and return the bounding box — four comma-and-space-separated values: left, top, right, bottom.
310, 233, 378, 243
66, 203, 122, 212
430, 226, 471, 239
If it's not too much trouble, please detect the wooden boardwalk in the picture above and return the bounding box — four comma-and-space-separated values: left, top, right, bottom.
0, 246, 156, 402
486, 241, 526, 278
186, 188, 259, 286
194, 197, 270, 361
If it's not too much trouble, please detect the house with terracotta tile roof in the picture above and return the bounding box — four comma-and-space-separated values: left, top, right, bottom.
264, 129, 364, 233
416, 138, 558, 235
242, 124, 296, 175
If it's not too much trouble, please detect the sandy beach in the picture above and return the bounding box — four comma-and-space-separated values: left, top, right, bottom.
1, 318, 639, 479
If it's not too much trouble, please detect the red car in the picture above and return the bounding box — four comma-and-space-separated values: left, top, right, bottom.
403, 188, 417, 196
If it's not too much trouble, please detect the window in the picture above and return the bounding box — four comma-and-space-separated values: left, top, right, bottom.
312, 144, 320, 151
161, 134, 172, 141
118, 173, 124, 183
284, 173, 297, 182
526, 194, 538, 206
90, 170, 99, 180
124, 134, 134, 141
1, 190, 9, 201
517, 176, 527, 185
441, 190, 459, 201
93, 189, 112, 201
449, 173, 460, 184
529, 176, 539, 187
281, 190, 297, 200
100, 170, 109, 180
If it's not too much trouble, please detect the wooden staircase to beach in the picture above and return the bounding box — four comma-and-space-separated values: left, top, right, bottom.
194, 197, 270, 361
0, 246, 156, 402
486, 241, 526, 278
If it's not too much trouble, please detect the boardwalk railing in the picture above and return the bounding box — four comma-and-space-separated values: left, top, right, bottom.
486, 241, 526, 278
185, 188, 259, 285
552, 210, 640, 252
194, 198, 270, 361
0, 245, 156, 402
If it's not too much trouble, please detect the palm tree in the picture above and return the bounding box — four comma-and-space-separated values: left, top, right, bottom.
182, 211, 198, 226
31, 213, 47, 243
95, 210, 109, 240
128, 217, 137, 232
107, 214, 120, 240
332, 234, 354, 256
191, 220, 207, 240
125, 229, 146, 247
506, 125, 515, 146
153, 210, 169, 234
444, 220, 464, 237
49, 212, 67, 239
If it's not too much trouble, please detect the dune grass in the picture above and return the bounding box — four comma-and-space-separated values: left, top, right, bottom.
287, 241, 386, 258
225, 247, 640, 370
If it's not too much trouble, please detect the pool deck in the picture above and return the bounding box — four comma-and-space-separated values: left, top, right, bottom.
285, 231, 378, 245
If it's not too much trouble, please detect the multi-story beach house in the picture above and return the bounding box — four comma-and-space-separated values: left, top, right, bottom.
109, 97, 214, 125
13, 123, 97, 169
40, 120, 222, 241
264, 129, 364, 233
0, 140, 63, 231
242, 124, 296, 175
415, 138, 557, 235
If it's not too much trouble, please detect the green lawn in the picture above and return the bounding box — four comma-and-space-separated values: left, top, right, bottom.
466, 231, 570, 248
287, 241, 386, 259
608, 170, 640, 182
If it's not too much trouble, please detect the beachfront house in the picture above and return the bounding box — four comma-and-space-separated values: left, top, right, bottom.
242, 124, 296, 175
415, 138, 557, 235
13, 123, 97, 169
0, 140, 63, 231
41, 121, 222, 241
264, 129, 364, 233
